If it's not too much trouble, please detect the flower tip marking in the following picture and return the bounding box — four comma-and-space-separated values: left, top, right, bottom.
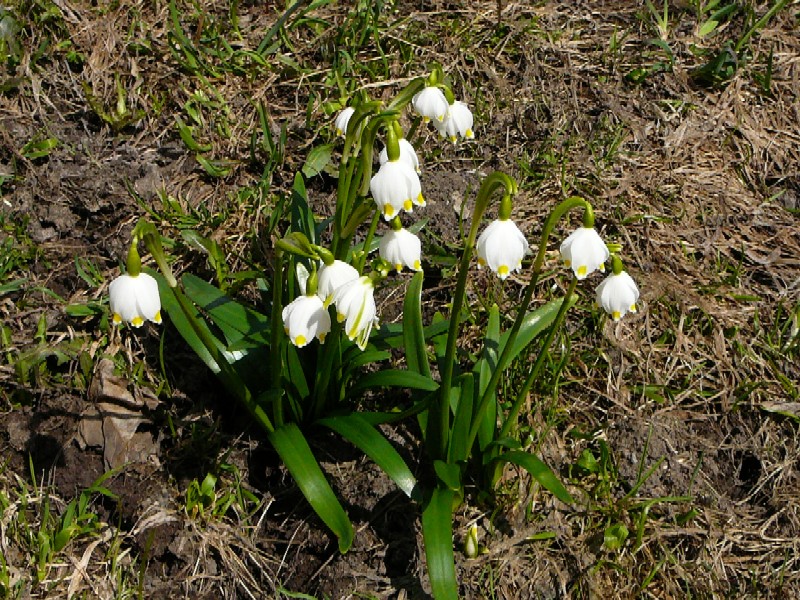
612, 311, 621, 321
337, 313, 346, 323
403, 199, 413, 211
131, 316, 144, 327
153, 311, 162, 324
294, 334, 307, 347
413, 260, 421, 270
112, 313, 122, 325
497, 265, 510, 278
577, 265, 588, 278
383, 205, 395, 218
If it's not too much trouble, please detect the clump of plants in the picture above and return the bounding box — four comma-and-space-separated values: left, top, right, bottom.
107, 66, 639, 598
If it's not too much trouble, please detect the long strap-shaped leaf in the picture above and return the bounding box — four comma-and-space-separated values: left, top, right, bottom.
349, 369, 439, 396
318, 414, 418, 499
495, 450, 574, 505
421, 487, 458, 600
403, 271, 431, 378
268, 423, 354, 553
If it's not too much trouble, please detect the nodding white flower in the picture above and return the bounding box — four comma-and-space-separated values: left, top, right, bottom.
595, 271, 640, 321
332, 276, 378, 350
317, 260, 359, 307
412, 86, 449, 123
370, 160, 425, 220
476, 218, 530, 280
109, 272, 162, 327
282, 294, 331, 347
334, 107, 355, 137
434, 101, 474, 143
379, 228, 422, 272
559, 227, 609, 280
379, 138, 421, 174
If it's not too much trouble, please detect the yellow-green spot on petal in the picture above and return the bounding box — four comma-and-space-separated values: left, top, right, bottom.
477, 257, 486, 266
599, 263, 606, 272
112, 313, 122, 325
498, 265, 509, 277
449, 136, 457, 143
383, 204, 395, 217
465, 129, 474, 138
318, 333, 326, 343
423, 116, 431, 123
612, 311, 621, 321
564, 259, 571, 267
403, 199, 413, 211
337, 313, 346, 323
153, 311, 162, 324
413, 260, 421, 270
416, 193, 425, 206
630, 305, 637, 312
131, 316, 144, 327
284, 326, 289, 334
577, 265, 587, 277
294, 334, 307, 346
395, 263, 403, 272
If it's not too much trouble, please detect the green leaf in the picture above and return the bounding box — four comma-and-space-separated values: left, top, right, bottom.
698, 18, 719, 37
433, 460, 461, 492
476, 304, 500, 452
290, 173, 316, 244
349, 369, 439, 396
175, 115, 212, 152
318, 414, 418, 499
302, 143, 334, 178
403, 271, 431, 378
421, 487, 458, 600
195, 154, 236, 177
497, 296, 577, 371
603, 523, 629, 551
268, 423, 354, 553
448, 373, 473, 464
496, 450, 573, 505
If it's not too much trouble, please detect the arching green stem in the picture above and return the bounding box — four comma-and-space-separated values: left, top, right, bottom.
356, 210, 381, 273
464, 196, 592, 453
436, 171, 518, 460
125, 243, 142, 277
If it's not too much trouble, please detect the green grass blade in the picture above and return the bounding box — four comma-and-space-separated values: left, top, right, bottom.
268, 423, 354, 553
403, 271, 431, 377
497, 450, 574, 505
318, 414, 418, 499
349, 369, 439, 396
421, 487, 458, 600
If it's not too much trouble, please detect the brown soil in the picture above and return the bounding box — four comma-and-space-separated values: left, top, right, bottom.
1, 1, 799, 598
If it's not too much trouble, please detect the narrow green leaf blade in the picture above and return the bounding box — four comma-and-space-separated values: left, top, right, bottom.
448, 374, 474, 464
403, 271, 431, 378
268, 423, 354, 553
349, 369, 439, 396
497, 450, 574, 505
476, 305, 500, 451
318, 414, 418, 499
421, 487, 458, 600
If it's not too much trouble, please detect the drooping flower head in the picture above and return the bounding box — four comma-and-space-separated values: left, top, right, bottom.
317, 259, 359, 307
476, 218, 530, 280
434, 100, 474, 143
379, 138, 421, 174
109, 243, 162, 327
559, 226, 609, 280
332, 276, 378, 350
282, 294, 331, 347
334, 106, 355, 137
370, 159, 424, 220
596, 259, 640, 321
412, 85, 449, 123
109, 272, 162, 327
379, 220, 422, 273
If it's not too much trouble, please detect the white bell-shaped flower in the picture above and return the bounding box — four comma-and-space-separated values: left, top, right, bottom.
332, 276, 378, 350
379, 138, 421, 174
434, 101, 475, 143
412, 85, 449, 123
282, 294, 331, 347
370, 159, 425, 220
559, 227, 609, 280
109, 272, 162, 327
595, 270, 640, 321
379, 228, 422, 272
317, 260, 359, 307
334, 107, 355, 137
476, 219, 530, 280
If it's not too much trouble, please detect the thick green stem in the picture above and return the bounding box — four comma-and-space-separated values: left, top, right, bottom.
464, 196, 591, 453
356, 211, 381, 273
436, 171, 517, 460
497, 275, 577, 440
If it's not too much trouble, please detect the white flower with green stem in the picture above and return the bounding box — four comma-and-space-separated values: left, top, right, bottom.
559, 214, 609, 279
282, 264, 331, 347
379, 217, 423, 273
370, 124, 425, 220
109, 242, 162, 327
434, 100, 475, 143
595, 256, 640, 321
476, 194, 529, 280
